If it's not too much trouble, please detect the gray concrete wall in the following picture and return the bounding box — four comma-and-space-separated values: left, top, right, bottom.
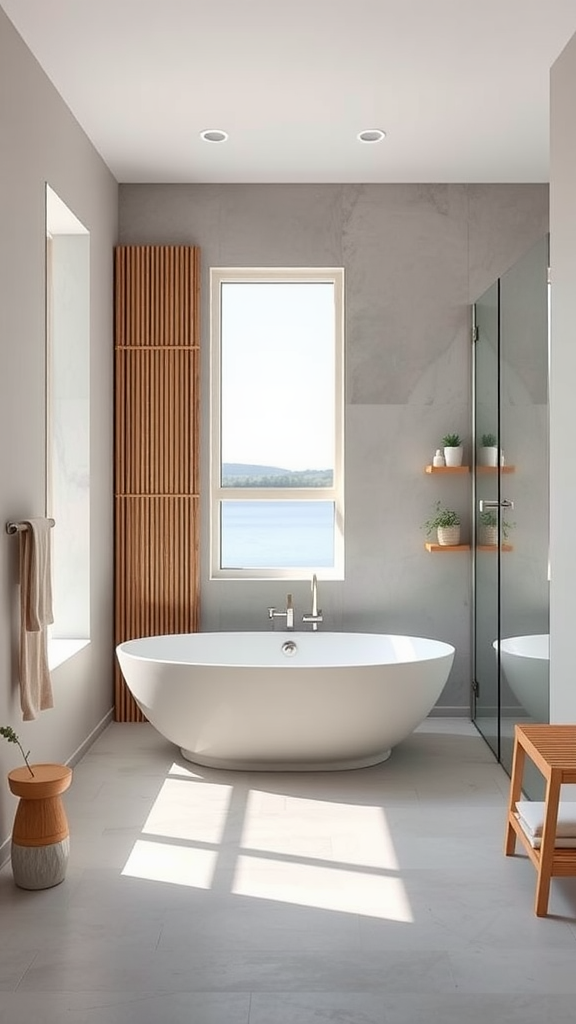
119, 182, 548, 712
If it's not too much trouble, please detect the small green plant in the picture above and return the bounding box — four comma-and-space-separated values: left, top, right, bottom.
480, 433, 497, 447
478, 510, 514, 539
423, 501, 461, 536
0, 726, 34, 777
442, 433, 461, 447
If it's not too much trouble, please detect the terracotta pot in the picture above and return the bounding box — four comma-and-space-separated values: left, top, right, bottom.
7, 763, 72, 890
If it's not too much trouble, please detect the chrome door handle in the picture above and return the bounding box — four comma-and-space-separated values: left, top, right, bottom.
479, 499, 514, 511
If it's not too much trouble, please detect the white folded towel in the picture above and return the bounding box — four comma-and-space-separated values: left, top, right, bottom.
515, 815, 576, 849
515, 800, 576, 838
18, 518, 54, 721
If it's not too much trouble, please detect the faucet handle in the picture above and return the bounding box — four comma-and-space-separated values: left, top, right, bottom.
267, 607, 276, 619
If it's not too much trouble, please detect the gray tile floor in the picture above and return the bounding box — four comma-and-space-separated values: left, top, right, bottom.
2, 718, 576, 1023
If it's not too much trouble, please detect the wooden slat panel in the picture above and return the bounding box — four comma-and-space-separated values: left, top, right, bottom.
115, 348, 198, 496
114, 246, 200, 722
115, 245, 197, 348
114, 496, 200, 721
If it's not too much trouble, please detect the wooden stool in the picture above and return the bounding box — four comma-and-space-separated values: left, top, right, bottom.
8, 763, 72, 889
505, 724, 576, 916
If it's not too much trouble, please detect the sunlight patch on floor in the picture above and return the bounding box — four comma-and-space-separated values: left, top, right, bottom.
120, 773, 412, 921
167, 761, 205, 779
232, 853, 413, 921
242, 791, 400, 870
122, 839, 217, 887
141, 778, 233, 844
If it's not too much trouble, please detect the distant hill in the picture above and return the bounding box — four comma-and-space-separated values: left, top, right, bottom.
222, 463, 333, 487
223, 463, 288, 476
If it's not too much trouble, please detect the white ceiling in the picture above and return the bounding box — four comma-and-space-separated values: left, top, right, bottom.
3, 0, 576, 184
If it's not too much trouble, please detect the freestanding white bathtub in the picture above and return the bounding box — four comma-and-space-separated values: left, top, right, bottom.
494, 634, 549, 723
116, 632, 455, 771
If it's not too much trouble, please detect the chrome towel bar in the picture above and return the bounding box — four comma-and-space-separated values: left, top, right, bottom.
5, 518, 55, 535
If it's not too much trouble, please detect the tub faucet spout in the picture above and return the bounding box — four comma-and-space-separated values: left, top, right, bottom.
302, 573, 323, 631
268, 593, 294, 630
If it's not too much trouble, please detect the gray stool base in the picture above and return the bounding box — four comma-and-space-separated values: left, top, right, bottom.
11, 837, 70, 890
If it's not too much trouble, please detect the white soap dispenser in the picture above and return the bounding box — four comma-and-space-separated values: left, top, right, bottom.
433, 449, 445, 468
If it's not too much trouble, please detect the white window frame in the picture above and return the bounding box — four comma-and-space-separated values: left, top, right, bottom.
210, 267, 345, 580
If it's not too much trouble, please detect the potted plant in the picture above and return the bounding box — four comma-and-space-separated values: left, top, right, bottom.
477, 510, 514, 546
442, 433, 464, 468
1, 725, 72, 890
478, 432, 499, 467
423, 501, 462, 546
0, 725, 34, 776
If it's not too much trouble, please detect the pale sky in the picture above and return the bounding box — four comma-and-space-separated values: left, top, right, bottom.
221, 282, 336, 471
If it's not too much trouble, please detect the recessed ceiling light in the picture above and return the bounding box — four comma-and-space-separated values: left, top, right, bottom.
200, 129, 229, 143
357, 129, 386, 143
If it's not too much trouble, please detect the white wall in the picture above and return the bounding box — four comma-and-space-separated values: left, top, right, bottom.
549, 32, 576, 721
0, 9, 117, 851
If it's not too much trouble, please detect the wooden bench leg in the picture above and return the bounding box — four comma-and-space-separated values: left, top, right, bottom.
535, 770, 561, 917
505, 734, 526, 856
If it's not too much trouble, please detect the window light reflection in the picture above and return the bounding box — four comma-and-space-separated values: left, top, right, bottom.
141, 777, 232, 845
122, 839, 217, 888
232, 855, 413, 921
120, 774, 413, 924
242, 792, 400, 870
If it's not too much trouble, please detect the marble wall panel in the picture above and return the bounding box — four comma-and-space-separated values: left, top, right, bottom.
468, 184, 549, 301
343, 184, 469, 405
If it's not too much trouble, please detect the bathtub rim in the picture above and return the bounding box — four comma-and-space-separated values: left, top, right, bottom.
493, 633, 549, 662
116, 631, 456, 671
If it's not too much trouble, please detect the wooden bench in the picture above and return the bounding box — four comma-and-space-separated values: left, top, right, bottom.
505, 723, 576, 916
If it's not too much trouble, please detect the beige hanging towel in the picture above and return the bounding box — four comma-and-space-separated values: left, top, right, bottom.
18, 518, 54, 721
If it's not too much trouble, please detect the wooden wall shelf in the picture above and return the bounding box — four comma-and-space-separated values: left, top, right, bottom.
477, 544, 513, 552
425, 543, 470, 552
425, 464, 515, 474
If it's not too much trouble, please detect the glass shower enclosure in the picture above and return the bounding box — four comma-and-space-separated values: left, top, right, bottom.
472, 235, 550, 777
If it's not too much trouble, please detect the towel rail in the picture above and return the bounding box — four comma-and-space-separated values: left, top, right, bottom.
5, 519, 55, 536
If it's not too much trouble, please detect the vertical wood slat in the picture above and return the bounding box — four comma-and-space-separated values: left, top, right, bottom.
114, 246, 200, 722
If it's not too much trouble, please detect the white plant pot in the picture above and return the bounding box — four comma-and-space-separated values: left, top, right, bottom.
478, 446, 498, 467
478, 524, 498, 546
437, 525, 461, 546
444, 446, 463, 467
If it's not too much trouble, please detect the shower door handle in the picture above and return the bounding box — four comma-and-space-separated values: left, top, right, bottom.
478, 499, 514, 511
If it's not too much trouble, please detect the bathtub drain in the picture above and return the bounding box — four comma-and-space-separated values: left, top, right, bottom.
281, 641, 298, 657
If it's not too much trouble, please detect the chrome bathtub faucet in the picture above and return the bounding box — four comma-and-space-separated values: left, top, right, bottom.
268, 593, 294, 630
302, 573, 323, 631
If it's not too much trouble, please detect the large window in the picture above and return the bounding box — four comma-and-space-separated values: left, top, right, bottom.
210, 268, 344, 580
46, 185, 90, 666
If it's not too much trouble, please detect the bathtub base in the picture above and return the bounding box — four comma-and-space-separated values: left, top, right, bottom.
180, 747, 393, 772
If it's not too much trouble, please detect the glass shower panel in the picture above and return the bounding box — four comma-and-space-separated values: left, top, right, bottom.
498, 235, 550, 776
473, 281, 500, 759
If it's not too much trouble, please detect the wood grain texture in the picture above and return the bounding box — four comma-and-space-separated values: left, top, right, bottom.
505, 724, 576, 916
114, 246, 200, 722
